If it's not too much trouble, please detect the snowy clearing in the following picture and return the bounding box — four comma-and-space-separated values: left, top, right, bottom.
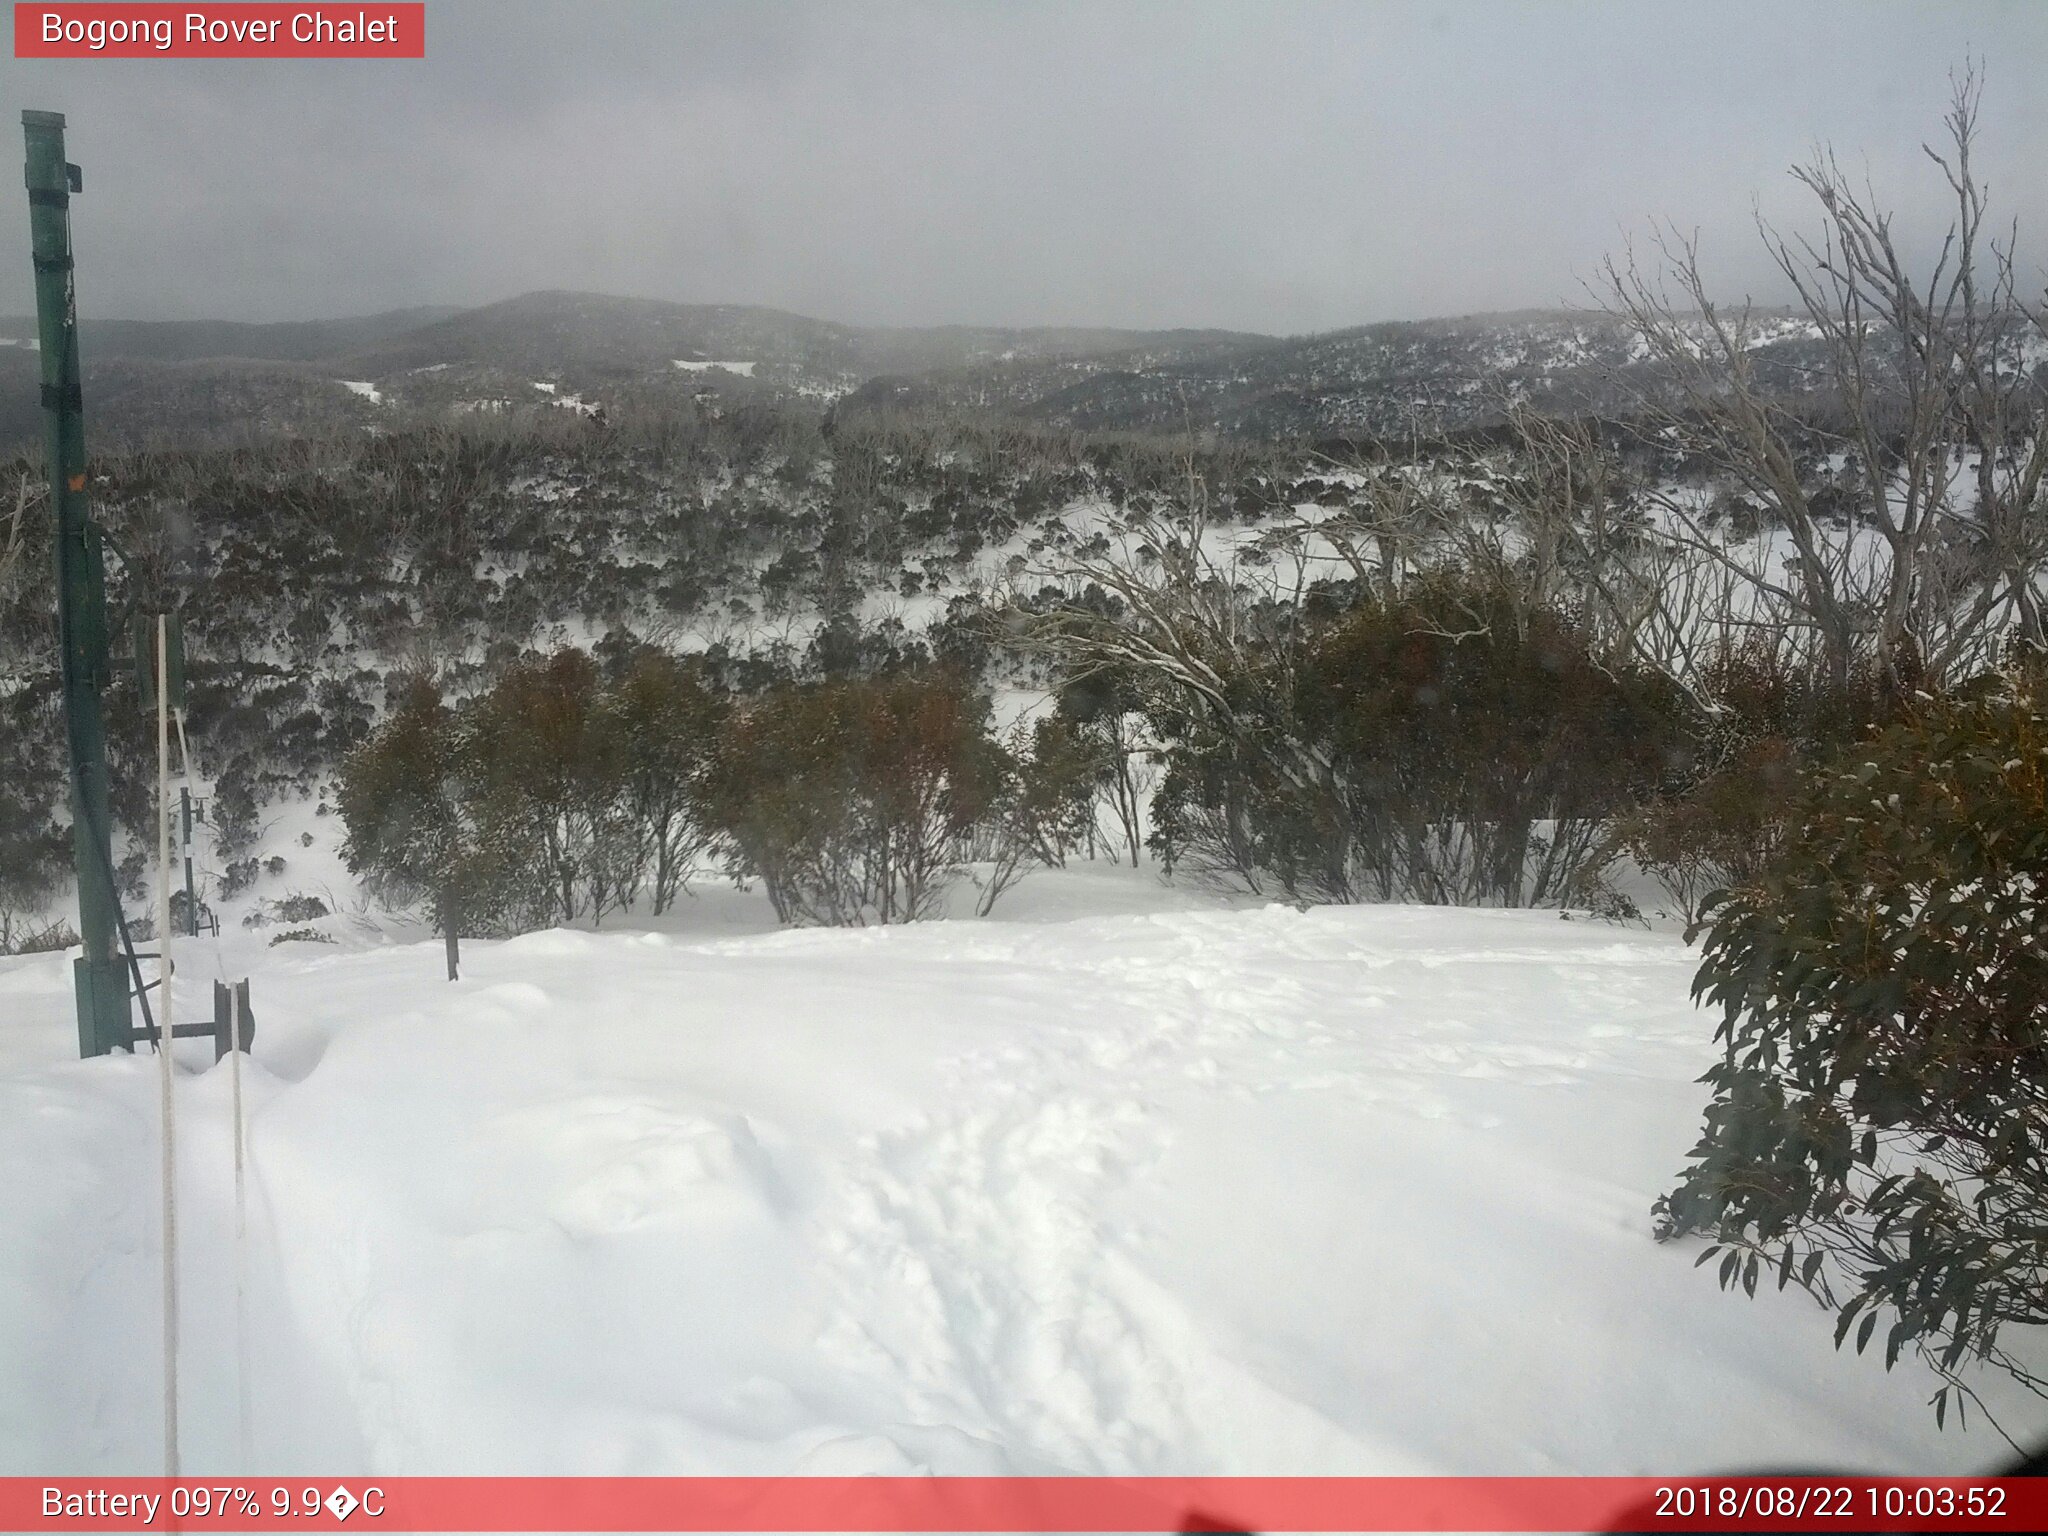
1, 870, 2041, 1477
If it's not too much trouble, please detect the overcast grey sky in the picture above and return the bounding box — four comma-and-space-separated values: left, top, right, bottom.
2, 0, 2044, 333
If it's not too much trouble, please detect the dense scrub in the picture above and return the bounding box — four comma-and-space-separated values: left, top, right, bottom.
1157, 575, 1687, 906
1608, 642, 1905, 925
0, 408, 1296, 942
337, 650, 1101, 959
700, 670, 1008, 926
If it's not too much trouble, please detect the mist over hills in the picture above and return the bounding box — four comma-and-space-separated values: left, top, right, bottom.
332, 291, 1263, 381
0, 306, 466, 364
0, 287, 1835, 451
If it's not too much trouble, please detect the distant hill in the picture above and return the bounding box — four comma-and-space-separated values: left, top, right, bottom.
0, 290, 1280, 450
336, 290, 1265, 399
337, 291, 874, 383
840, 309, 1846, 439
0, 289, 1848, 453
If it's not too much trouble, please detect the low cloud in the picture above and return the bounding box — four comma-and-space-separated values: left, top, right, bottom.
0, 0, 2041, 331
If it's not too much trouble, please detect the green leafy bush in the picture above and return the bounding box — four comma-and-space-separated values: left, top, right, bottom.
1150, 573, 1686, 905
1612, 641, 1895, 924
460, 649, 646, 925
337, 676, 528, 979
601, 648, 726, 915
700, 670, 1006, 925
1657, 665, 2048, 1426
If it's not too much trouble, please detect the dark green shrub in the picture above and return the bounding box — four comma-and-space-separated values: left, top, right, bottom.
700, 670, 1006, 925
1152, 573, 1686, 905
459, 649, 645, 925
601, 648, 725, 915
1657, 668, 2048, 1426
1612, 641, 1896, 924
337, 677, 525, 979
1013, 714, 1117, 867
268, 927, 336, 947
1052, 668, 1153, 865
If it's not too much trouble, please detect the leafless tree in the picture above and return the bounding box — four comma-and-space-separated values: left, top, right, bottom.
1480, 407, 1766, 708
1016, 453, 1301, 735
1596, 66, 2048, 693
1251, 432, 1471, 602
1008, 452, 1366, 893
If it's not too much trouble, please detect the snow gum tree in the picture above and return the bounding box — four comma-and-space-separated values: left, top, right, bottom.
460, 649, 645, 926
1290, 576, 1686, 905
336, 677, 509, 981
1607, 638, 1906, 924
601, 648, 725, 916
1598, 68, 2048, 695
700, 670, 1008, 926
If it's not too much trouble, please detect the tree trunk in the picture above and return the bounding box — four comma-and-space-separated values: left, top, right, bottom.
442, 886, 461, 982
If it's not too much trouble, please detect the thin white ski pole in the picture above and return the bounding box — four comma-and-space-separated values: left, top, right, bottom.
175, 705, 253, 1468
230, 975, 251, 1469
156, 614, 181, 1476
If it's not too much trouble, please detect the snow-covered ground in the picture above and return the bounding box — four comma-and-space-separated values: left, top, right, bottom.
2, 867, 2042, 1478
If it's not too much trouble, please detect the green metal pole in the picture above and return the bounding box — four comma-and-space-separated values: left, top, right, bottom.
23, 110, 130, 1059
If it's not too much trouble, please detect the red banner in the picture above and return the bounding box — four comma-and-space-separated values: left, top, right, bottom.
3, 1476, 2041, 1532
14, 5, 424, 58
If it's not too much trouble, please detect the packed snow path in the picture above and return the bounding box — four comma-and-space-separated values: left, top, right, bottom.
2, 890, 2040, 1475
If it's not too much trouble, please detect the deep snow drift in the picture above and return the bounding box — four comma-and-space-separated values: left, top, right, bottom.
1, 869, 2041, 1477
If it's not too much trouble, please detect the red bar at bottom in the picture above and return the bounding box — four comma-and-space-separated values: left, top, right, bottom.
7, 1475, 2040, 1532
